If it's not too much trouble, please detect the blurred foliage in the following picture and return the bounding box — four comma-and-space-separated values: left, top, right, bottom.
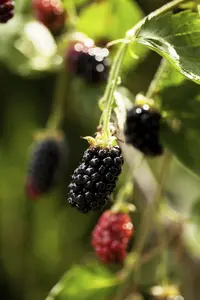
47, 262, 118, 300
2, 1, 200, 300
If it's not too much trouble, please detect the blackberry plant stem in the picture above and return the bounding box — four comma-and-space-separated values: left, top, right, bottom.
112, 157, 144, 211
101, 42, 128, 142
47, 69, 67, 130
63, 0, 78, 29
146, 59, 168, 99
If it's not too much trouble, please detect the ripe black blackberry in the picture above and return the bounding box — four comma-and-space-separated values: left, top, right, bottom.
66, 41, 110, 84
25, 137, 66, 200
67, 146, 123, 213
124, 104, 163, 156
0, 0, 15, 23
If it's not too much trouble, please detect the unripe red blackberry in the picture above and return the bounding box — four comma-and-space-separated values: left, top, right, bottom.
92, 210, 133, 264
32, 0, 66, 34
25, 137, 66, 200
124, 104, 163, 156
67, 146, 123, 213
0, 0, 15, 23
66, 40, 110, 84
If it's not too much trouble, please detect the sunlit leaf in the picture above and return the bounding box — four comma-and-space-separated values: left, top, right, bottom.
46, 262, 118, 300
136, 11, 200, 83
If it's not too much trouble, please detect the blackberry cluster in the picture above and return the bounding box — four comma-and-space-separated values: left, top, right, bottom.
25, 138, 66, 200
67, 146, 123, 213
124, 104, 163, 156
92, 210, 133, 264
0, 0, 15, 23
66, 41, 110, 84
32, 0, 66, 34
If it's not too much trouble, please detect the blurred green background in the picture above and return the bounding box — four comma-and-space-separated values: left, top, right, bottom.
1, 1, 200, 299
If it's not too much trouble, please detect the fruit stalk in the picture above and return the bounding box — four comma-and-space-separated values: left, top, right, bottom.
101, 42, 128, 142
146, 59, 168, 99
47, 69, 68, 130
63, 0, 77, 29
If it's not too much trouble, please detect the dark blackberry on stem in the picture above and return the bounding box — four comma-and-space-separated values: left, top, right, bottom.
67, 145, 123, 213
0, 0, 15, 23
124, 103, 163, 156
25, 136, 66, 200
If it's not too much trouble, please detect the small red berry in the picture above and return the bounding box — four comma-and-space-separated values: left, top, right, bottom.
32, 0, 66, 34
0, 0, 15, 23
92, 210, 133, 264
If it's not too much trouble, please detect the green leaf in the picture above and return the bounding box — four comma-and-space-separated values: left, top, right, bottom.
161, 122, 200, 177
136, 11, 200, 84
46, 262, 118, 300
77, 0, 143, 40
151, 63, 200, 177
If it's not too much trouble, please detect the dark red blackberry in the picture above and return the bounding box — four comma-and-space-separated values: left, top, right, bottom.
124, 104, 163, 156
32, 0, 66, 34
92, 210, 133, 264
0, 0, 15, 23
67, 146, 123, 213
25, 137, 66, 200
66, 41, 110, 84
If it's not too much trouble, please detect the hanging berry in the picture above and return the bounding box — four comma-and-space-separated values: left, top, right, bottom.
124, 103, 163, 156
0, 0, 15, 23
67, 145, 123, 213
25, 136, 66, 200
66, 39, 110, 84
92, 210, 134, 264
32, 0, 66, 35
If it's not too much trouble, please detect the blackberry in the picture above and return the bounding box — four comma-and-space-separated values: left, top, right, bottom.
67, 146, 123, 213
25, 137, 66, 200
66, 41, 110, 84
92, 210, 133, 264
124, 104, 163, 156
0, 0, 15, 23
32, 0, 66, 34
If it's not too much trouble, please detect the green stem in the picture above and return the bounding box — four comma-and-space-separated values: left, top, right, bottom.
46, 69, 67, 130
101, 43, 128, 142
63, 0, 78, 30
112, 157, 144, 210
134, 150, 171, 267
146, 59, 168, 99
18, 0, 28, 13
